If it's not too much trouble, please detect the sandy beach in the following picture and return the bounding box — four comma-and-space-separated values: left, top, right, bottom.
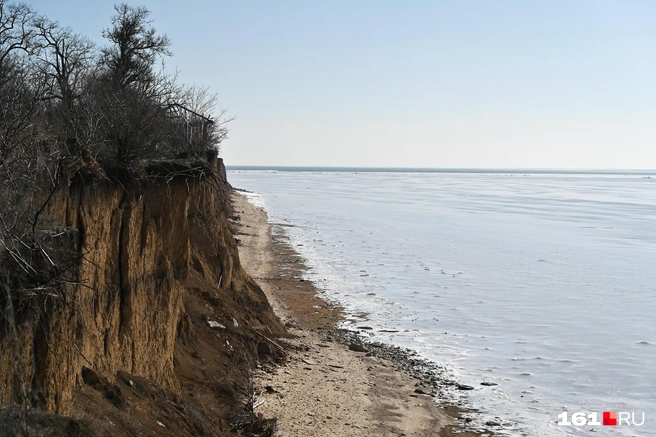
232, 191, 493, 437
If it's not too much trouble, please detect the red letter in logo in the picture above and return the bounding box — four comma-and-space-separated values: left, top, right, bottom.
603, 412, 617, 426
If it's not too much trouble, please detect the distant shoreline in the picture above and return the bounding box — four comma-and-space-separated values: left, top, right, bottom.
227, 165, 656, 175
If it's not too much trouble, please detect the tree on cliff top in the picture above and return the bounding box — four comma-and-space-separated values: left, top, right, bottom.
95, 4, 228, 163
0, 0, 37, 78
94, 4, 174, 163
1, 1, 230, 325
33, 17, 97, 144
100, 3, 171, 90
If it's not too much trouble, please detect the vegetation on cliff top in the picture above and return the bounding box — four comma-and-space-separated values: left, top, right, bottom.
0, 1, 229, 301
0, 1, 242, 420
0, 0, 228, 305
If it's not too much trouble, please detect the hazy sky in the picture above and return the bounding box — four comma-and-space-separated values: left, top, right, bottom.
28, 1, 656, 169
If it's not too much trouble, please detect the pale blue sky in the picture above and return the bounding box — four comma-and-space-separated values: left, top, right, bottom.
28, 1, 656, 168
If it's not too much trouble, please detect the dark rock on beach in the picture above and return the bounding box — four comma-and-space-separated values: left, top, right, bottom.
348, 342, 369, 353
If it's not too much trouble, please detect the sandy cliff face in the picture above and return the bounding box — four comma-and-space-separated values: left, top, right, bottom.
0, 154, 281, 431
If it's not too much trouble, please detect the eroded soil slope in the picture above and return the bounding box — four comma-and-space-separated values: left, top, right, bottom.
0, 154, 283, 436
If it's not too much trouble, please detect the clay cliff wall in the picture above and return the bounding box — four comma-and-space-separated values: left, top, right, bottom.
0, 154, 280, 433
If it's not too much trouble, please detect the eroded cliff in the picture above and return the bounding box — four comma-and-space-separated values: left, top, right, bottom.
0, 153, 283, 436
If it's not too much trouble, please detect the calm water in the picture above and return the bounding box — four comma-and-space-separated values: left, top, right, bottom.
229, 169, 656, 436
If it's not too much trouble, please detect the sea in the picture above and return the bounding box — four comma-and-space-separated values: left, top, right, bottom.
227, 167, 656, 437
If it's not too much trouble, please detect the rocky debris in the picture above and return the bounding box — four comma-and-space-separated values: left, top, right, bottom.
348, 343, 369, 353
302, 358, 319, 365
335, 330, 452, 394
480, 381, 498, 386
206, 319, 226, 330
325, 330, 515, 433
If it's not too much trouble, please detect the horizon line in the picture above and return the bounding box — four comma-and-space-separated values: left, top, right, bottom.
225, 165, 656, 174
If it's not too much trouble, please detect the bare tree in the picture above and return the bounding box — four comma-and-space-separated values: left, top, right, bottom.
91, 4, 183, 163
33, 17, 96, 130
0, 1, 37, 86
100, 3, 171, 90
174, 84, 233, 155
0, 56, 45, 158
179, 85, 221, 116
0, 3, 64, 290
0, 0, 41, 160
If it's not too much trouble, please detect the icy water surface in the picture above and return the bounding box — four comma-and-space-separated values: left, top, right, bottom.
229, 170, 656, 436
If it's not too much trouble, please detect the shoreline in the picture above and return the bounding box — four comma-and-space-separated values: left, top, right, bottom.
232, 190, 496, 436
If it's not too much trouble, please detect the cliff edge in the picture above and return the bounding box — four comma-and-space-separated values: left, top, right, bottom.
0, 153, 283, 436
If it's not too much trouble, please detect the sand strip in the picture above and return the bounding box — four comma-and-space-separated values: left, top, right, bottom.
232, 191, 492, 437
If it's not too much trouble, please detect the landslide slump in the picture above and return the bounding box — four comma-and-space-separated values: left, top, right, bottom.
0, 155, 284, 436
